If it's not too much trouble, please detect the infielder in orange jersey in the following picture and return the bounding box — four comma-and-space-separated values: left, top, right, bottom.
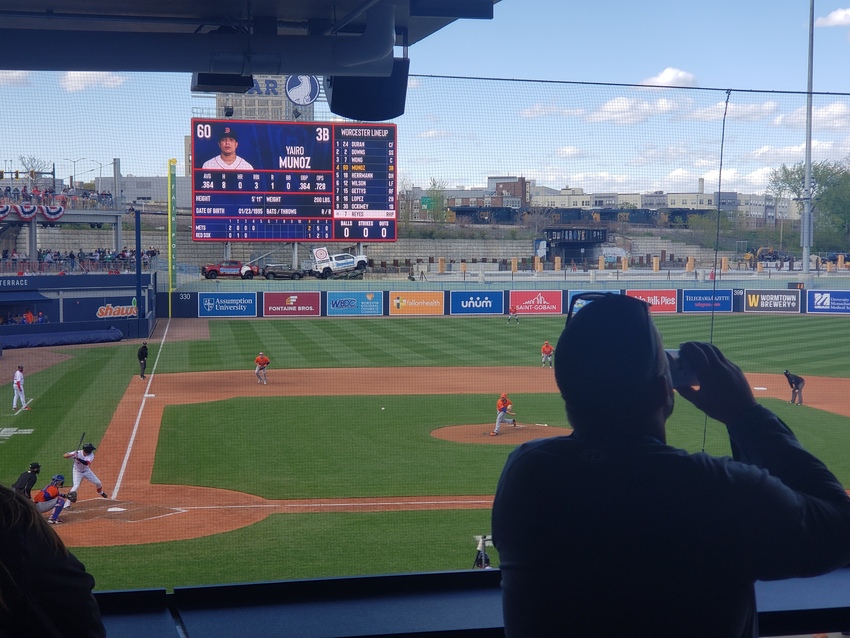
254, 351, 270, 384
491, 392, 517, 436
507, 305, 519, 325
541, 340, 554, 368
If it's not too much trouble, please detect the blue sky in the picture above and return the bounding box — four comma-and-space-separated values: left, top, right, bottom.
1, 1, 849, 194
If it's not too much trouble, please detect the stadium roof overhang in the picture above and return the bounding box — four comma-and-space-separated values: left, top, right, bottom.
0, 1, 498, 76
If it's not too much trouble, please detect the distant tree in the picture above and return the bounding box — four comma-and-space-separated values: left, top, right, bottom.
18, 156, 51, 175
521, 207, 553, 234
398, 176, 415, 228
768, 159, 850, 247
427, 177, 447, 223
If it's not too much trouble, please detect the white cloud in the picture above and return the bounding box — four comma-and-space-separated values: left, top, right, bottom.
417, 129, 451, 139
746, 140, 835, 164
815, 8, 850, 26
555, 146, 582, 159
0, 71, 30, 87
773, 101, 850, 130
519, 103, 583, 118
60, 72, 127, 92
640, 67, 698, 88
630, 144, 694, 166
586, 96, 677, 125
689, 100, 778, 122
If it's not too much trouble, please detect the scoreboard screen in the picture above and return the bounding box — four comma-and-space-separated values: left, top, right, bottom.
191, 118, 397, 242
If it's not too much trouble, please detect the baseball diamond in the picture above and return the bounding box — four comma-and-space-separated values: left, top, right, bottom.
44, 364, 850, 548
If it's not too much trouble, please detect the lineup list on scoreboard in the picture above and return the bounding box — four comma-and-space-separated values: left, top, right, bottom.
191, 119, 397, 242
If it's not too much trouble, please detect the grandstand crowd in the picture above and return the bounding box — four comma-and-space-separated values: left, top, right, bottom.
0, 247, 160, 274
2, 184, 115, 209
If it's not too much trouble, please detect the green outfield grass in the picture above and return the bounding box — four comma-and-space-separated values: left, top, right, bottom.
3, 313, 850, 591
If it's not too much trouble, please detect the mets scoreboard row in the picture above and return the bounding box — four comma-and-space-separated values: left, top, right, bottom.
191, 118, 397, 242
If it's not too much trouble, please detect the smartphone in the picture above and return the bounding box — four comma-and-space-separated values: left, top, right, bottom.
665, 349, 699, 388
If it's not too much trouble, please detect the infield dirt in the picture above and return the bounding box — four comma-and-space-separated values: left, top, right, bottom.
22, 321, 849, 547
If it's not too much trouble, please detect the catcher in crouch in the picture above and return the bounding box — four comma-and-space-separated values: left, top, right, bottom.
63, 443, 108, 507
33, 474, 77, 524
491, 393, 517, 436
254, 351, 270, 384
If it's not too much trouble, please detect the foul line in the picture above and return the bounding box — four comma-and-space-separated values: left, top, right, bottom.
113, 318, 172, 499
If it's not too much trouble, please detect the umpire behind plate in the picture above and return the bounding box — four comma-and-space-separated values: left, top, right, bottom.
492, 292, 850, 638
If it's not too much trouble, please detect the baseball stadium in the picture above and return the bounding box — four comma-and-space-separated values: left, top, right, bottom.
5, 4, 850, 636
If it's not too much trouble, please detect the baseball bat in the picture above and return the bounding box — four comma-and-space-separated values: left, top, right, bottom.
75, 431, 86, 452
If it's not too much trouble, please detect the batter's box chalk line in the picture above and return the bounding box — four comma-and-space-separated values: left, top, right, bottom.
125, 507, 188, 523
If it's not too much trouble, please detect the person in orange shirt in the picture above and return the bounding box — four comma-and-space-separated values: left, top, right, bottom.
491, 393, 517, 436
541, 340, 554, 368
507, 305, 519, 325
23, 308, 34, 324
254, 351, 270, 385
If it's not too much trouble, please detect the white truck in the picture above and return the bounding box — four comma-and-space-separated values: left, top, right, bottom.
306, 248, 369, 279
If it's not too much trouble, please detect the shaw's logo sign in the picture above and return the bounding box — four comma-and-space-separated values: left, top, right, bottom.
97, 298, 138, 318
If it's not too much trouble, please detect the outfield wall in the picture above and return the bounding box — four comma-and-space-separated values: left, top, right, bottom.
162, 287, 850, 318
0, 273, 157, 346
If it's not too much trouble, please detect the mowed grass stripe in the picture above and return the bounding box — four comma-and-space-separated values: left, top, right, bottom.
356, 319, 473, 366
157, 314, 850, 376
75, 509, 496, 591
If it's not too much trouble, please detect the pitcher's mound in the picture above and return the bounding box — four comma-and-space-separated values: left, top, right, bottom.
432, 424, 570, 444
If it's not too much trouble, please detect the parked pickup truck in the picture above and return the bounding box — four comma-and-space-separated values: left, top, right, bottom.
308, 249, 369, 279
263, 264, 305, 280
200, 260, 262, 280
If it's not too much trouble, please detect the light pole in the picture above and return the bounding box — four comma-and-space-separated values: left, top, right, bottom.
91, 160, 107, 191
64, 157, 85, 189
802, 0, 814, 273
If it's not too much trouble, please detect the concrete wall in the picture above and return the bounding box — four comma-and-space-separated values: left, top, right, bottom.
15, 219, 730, 269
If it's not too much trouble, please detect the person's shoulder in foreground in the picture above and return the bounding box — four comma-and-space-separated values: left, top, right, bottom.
0, 484, 105, 636
492, 292, 850, 638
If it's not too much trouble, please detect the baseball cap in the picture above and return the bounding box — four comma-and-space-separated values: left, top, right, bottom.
501, 393, 507, 398
259, 351, 263, 355
219, 125, 238, 141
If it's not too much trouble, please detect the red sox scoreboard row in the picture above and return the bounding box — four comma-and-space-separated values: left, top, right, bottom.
191, 118, 397, 242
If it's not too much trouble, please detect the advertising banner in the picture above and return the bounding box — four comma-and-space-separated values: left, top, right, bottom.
264, 292, 320, 317
450, 291, 504, 315
681, 289, 733, 313
567, 289, 620, 315
63, 296, 140, 322
626, 289, 678, 313
508, 290, 563, 315
327, 291, 384, 316
389, 291, 444, 316
743, 289, 800, 313
198, 293, 257, 317
807, 290, 850, 314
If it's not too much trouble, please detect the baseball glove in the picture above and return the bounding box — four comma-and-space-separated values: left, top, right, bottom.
66, 491, 78, 503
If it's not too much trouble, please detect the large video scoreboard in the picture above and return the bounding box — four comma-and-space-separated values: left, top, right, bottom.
191, 119, 397, 242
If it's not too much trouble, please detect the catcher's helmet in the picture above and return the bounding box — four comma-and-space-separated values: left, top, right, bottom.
29, 462, 41, 472
82, 443, 96, 453
51, 474, 65, 486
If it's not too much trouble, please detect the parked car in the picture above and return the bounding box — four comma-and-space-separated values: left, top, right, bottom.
263, 264, 305, 280
825, 252, 850, 263
200, 260, 261, 279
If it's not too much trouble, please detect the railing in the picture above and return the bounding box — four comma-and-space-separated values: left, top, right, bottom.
0, 257, 160, 274
0, 194, 117, 210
